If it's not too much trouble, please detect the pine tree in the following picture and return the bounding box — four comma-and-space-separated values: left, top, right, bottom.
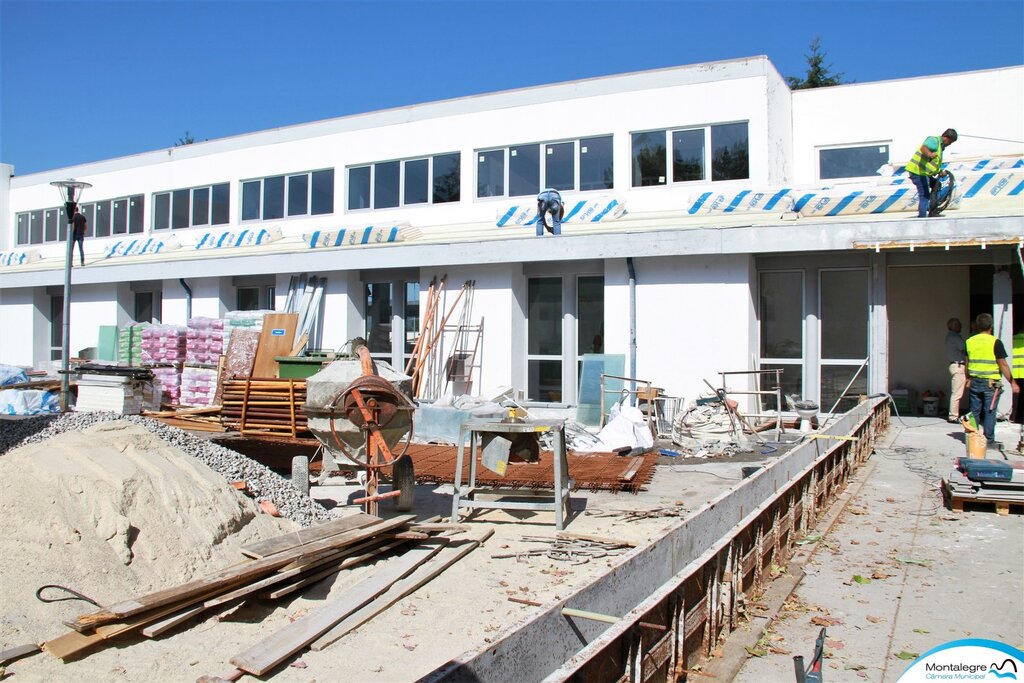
786, 38, 846, 89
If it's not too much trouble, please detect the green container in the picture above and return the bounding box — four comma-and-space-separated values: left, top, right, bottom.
275, 354, 332, 379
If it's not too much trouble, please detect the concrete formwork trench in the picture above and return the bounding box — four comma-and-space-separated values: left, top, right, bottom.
428, 397, 889, 682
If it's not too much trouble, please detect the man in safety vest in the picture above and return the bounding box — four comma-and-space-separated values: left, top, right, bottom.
906, 128, 957, 218
1012, 328, 1024, 453
965, 313, 1018, 447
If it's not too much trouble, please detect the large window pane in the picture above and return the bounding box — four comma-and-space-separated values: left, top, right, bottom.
673, 129, 705, 182
236, 287, 259, 311
632, 131, 666, 186
819, 144, 890, 180
477, 149, 505, 198
44, 209, 58, 242
112, 199, 128, 234
821, 365, 868, 414
81, 203, 95, 237
760, 363, 803, 405
29, 210, 43, 243
821, 270, 868, 359
577, 276, 604, 355
211, 183, 230, 224
287, 174, 308, 216
403, 159, 429, 205
192, 187, 210, 226
432, 153, 460, 203
241, 181, 261, 220
528, 277, 562, 355
580, 135, 613, 191
760, 271, 803, 358
348, 166, 371, 210
17, 213, 29, 245
310, 169, 334, 215
509, 144, 539, 197
404, 282, 420, 355
263, 175, 285, 219
365, 283, 393, 354
93, 202, 110, 237
128, 195, 144, 234
545, 142, 575, 191
374, 161, 400, 209
172, 189, 190, 229
711, 122, 749, 181
154, 193, 171, 230
528, 360, 563, 403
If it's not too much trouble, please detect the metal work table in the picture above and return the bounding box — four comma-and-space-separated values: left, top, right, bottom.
450, 418, 572, 530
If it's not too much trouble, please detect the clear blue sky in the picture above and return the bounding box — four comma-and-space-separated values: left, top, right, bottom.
2, 1, 1022, 176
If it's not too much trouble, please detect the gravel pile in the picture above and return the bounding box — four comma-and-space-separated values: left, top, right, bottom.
0, 413, 331, 527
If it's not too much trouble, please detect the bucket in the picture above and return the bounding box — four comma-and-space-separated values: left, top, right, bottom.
922, 397, 939, 416
967, 432, 987, 459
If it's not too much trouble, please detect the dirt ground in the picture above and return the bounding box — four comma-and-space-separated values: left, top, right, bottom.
1, 422, 760, 682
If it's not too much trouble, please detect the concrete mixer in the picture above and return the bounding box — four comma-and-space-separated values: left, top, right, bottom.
300, 339, 416, 515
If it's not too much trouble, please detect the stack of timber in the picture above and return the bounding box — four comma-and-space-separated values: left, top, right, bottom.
42, 514, 490, 671
221, 377, 309, 437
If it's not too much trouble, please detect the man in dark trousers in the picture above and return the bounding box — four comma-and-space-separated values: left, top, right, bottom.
965, 313, 1019, 449
71, 208, 87, 266
905, 128, 956, 218
535, 188, 564, 237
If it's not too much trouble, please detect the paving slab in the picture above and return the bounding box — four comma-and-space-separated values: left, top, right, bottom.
732, 417, 1024, 683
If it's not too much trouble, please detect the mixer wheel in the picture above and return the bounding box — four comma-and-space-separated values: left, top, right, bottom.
392, 456, 415, 511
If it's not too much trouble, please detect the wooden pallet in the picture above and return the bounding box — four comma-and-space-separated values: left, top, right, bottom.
943, 482, 1024, 516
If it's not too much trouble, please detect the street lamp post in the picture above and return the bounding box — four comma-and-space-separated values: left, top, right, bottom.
49, 179, 92, 412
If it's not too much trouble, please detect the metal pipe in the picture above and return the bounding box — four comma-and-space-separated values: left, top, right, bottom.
626, 257, 636, 398
179, 278, 192, 320
60, 202, 73, 412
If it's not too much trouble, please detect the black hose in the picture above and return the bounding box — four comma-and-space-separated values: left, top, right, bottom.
35, 584, 100, 607
929, 171, 955, 216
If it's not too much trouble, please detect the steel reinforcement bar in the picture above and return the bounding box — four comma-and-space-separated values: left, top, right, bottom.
426, 397, 890, 683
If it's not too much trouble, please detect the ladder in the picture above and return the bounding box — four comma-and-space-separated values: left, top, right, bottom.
443, 318, 484, 395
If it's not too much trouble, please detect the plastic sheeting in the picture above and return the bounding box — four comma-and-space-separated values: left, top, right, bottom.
0, 389, 59, 415
496, 196, 626, 228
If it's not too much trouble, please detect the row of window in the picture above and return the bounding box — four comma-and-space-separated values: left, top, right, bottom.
15, 124, 890, 247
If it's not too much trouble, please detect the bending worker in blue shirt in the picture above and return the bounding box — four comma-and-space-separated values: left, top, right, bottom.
905, 128, 957, 218
536, 188, 564, 236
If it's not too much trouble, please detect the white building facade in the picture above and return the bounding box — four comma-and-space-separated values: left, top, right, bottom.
1, 56, 1022, 413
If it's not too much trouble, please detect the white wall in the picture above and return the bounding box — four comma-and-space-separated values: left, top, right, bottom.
791, 66, 1024, 183
629, 253, 756, 407
0, 288, 39, 365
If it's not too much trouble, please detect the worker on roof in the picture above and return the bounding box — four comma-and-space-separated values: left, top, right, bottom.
965, 312, 1018, 449
535, 188, 565, 237
905, 128, 957, 218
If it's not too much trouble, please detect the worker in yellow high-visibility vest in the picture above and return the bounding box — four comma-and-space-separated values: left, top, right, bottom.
906, 128, 956, 218
1012, 329, 1024, 453
965, 313, 1019, 448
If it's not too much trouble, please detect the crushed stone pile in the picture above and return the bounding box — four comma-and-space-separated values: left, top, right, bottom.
0, 412, 331, 526
0, 420, 302, 645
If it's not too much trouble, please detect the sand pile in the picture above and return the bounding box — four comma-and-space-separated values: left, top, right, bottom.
0, 420, 297, 644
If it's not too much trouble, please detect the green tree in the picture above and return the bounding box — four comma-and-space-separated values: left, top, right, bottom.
786, 37, 846, 89
175, 130, 195, 146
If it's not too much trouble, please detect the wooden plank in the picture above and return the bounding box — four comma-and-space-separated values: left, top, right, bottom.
619, 456, 644, 482
240, 513, 379, 559
310, 528, 493, 651
0, 643, 40, 665
140, 604, 208, 638
42, 629, 104, 660
558, 531, 636, 547
230, 539, 448, 675
70, 515, 414, 631
262, 538, 408, 600
252, 313, 299, 379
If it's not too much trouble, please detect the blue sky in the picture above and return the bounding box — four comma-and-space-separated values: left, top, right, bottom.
2, 1, 1022, 176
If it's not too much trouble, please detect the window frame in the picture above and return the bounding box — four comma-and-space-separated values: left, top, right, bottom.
153, 182, 231, 231
347, 153, 461, 212
240, 168, 335, 222
816, 141, 891, 180
475, 135, 614, 200
16, 195, 142, 246
631, 121, 750, 188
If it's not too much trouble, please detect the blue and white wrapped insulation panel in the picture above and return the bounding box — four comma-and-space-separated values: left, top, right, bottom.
304, 223, 419, 248
496, 196, 626, 227
194, 227, 282, 250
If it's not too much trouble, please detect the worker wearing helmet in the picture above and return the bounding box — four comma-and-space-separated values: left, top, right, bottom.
905, 128, 957, 218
